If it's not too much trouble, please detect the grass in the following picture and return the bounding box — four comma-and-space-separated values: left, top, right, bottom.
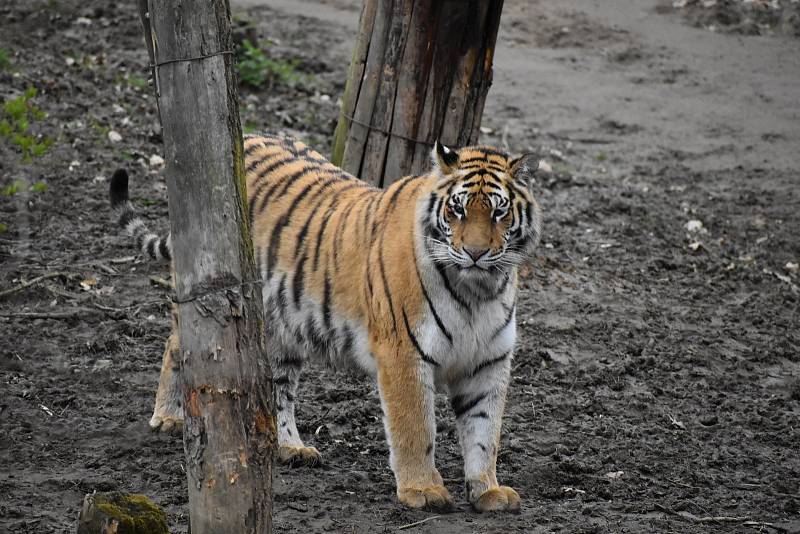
0, 49, 11, 71
1, 180, 26, 197
0, 87, 52, 162
1, 180, 48, 196
236, 39, 305, 89
0, 222, 7, 234
127, 75, 148, 89
91, 120, 110, 145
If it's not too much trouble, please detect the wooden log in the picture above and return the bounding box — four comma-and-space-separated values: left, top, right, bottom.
332, 0, 504, 187
77, 492, 168, 534
137, 1, 275, 533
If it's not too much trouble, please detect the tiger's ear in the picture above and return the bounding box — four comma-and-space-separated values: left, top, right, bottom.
431, 140, 459, 175
509, 153, 539, 187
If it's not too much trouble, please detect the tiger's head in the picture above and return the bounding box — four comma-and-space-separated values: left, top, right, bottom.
422, 141, 542, 279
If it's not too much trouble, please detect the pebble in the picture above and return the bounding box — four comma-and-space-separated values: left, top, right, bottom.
685, 219, 705, 233
108, 130, 122, 142
699, 414, 718, 426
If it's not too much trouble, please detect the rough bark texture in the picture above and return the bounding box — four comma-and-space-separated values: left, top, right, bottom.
137, 2, 275, 533
332, 0, 504, 187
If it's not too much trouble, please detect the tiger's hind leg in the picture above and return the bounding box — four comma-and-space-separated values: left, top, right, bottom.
150, 310, 184, 433
271, 338, 322, 467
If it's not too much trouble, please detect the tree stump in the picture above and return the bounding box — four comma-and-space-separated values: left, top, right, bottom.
331, 0, 504, 187
77, 492, 168, 534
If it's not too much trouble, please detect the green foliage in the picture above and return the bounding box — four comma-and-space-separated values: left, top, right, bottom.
243, 121, 259, 134
0, 222, 7, 234
1, 180, 26, 197
30, 181, 47, 193
127, 75, 148, 89
0, 49, 11, 71
236, 40, 303, 89
91, 120, 110, 145
596, 151, 607, 162
0, 87, 52, 162
0, 180, 46, 196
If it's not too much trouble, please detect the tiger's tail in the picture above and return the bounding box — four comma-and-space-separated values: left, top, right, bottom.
109, 169, 172, 262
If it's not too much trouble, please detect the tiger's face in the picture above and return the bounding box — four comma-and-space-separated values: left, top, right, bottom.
423, 142, 542, 278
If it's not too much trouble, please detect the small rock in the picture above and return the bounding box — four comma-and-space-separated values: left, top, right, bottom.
685, 219, 705, 233
699, 414, 718, 426
65, 56, 76, 66
149, 154, 165, 168
108, 130, 122, 143
75, 16, 92, 25
537, 159, 553, 173
93, 359, 113, 372
604, 470, 624, 480
479, 126, 495, 134
508, 438, 525, 452
786, 262, 799, 274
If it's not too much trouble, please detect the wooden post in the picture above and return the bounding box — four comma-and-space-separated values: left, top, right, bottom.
137, 2, 275, 533
332, 0, 504, 187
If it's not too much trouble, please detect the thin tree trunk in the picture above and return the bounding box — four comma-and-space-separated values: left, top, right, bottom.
137, 2, 275, 533
332, 0, 504, 187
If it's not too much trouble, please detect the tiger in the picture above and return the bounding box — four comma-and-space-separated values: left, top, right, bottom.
109, 133, 542, 512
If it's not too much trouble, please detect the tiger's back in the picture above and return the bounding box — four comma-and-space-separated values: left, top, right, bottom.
243, 133, 426, 374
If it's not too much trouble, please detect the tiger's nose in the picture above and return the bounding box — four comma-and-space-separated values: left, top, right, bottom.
464, 247, 489, 261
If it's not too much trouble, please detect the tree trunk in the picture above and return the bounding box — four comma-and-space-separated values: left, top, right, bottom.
331, 0, 504, 187
137, 2, 275, 533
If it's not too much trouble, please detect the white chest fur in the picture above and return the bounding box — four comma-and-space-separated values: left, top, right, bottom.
414, 260, 517, 390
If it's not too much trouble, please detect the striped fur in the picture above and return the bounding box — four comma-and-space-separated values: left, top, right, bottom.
112, 134, 541, 512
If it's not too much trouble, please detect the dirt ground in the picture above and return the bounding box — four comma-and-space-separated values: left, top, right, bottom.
1, 0, 799, 532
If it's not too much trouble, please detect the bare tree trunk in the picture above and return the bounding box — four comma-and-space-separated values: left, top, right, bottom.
331, 0, 504, 187
137, 2, 275, 533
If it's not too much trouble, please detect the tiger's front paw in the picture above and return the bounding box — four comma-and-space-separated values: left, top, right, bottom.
278, 445, 322, 467
397, 485, 453, 511
472, 486, 520, 513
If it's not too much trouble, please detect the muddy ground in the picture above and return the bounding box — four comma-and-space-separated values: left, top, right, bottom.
1, 0, 799, 532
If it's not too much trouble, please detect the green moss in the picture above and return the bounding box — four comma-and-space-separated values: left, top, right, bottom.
93, 493, 168, 534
